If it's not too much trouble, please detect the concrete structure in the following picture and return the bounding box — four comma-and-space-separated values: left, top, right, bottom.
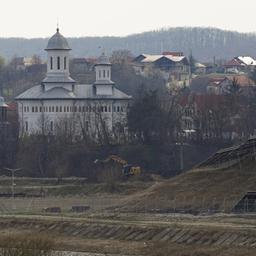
16, 29, 132, 139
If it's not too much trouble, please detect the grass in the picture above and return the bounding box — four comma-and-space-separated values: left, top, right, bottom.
0, 233, 56, 256
121, 157, 256, 213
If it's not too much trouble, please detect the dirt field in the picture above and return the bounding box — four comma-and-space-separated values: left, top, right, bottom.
1, 163, 256, 255
1, 214, 256, 256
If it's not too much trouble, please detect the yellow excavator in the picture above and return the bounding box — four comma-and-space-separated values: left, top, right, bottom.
94, 155, 141, 177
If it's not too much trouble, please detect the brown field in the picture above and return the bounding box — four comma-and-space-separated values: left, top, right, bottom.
1, 161, 256, 255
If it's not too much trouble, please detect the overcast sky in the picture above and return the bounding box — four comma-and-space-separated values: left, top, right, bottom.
1, 0, 256, 38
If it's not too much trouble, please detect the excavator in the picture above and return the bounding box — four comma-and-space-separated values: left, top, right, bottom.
94, 155, 141, 177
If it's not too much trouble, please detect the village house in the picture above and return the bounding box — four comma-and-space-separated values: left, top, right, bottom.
190, 74, 255, 96
133, 52, 190, 87
16, 29, 132, 140
224, 56, 256, 73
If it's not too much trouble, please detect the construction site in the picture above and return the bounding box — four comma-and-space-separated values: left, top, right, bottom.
0, 138, 256, 255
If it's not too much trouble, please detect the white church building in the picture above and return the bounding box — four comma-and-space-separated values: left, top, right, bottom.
16, 29, 132, 140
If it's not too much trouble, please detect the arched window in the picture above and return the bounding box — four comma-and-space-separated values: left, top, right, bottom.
103, 70, 106, 78
64, 57, 67, 70
50, 57, 53, 70
107, 70, 110, 78
99, 70, 101, 78
57, 56, 60, 70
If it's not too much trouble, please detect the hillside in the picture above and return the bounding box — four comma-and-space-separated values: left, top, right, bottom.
1, 27, 256, 61
119, 157, 256, 214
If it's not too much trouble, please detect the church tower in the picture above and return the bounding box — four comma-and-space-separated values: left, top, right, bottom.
94, 53, 114, 95
42, 28, 75, 91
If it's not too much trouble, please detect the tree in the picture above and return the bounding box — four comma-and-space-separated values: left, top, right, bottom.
31, 54, 42, 65
111, 50, 133, 66
188, 51, 196, 74
128, 86, 183, 145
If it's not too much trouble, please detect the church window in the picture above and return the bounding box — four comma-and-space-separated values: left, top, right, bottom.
103, 70, 106, 78
117, 106, 120, 112
32, 107, 34, 113
66, 106, 69, 112
64, 106, 66, 112
101, 106, 104, 112
39, 106, 42, 112
50, 121, 54, 132
107, 70, 110, 78
24, 106, 26, 112
57, 56, 60, 70
64, 57, 67, 70
50, 57, 53, 70
86, 121, 89, 132
79, 106, 81, 112
25, 121, 28, 132
105, 106, 108, 112
121, 106, 123, 112
35, 106, 38, 112
56, 106, 59, 112
59, 106, 62, 112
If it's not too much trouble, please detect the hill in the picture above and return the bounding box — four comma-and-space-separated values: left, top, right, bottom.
1, 27, 256, 61
119, 155, 256, 214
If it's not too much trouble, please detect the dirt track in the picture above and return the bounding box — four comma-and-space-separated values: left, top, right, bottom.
1, 214, 256, 255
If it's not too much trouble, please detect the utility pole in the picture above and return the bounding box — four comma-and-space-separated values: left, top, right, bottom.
180, 133, 184, 172
4, 168, 21, 212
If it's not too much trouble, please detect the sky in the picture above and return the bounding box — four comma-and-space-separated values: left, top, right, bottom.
1, 0, 256, 38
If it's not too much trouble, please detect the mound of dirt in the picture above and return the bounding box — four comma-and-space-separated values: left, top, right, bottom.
119, 159, 256, 214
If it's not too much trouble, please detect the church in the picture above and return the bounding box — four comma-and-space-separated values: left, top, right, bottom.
16, 29, 132, 140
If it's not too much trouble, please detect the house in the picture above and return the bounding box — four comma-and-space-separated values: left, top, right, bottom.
190, 74, 255, 96
133, 52, 190, 86
194, 62, 206, 74
10, 57, 37, 71
224, 56, 256, 73
16, 29, 132, 140
0, 96, 11, 167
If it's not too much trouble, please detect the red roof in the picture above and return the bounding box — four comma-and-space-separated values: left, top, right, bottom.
162, 51, 184, 57
180, 94, 225, 111
224, 58, 243, 67
7, 102, 17, 111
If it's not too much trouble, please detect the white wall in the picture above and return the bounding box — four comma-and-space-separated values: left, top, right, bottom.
18, 99, 129, 137
47, 50, 70, 75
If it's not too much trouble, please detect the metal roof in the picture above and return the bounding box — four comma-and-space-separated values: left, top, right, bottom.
237, 56, 256, 66
42, 75, 76, 84
45, 28, 71, 51
95, 53, 111, 65
16, 84, 132, 100
141, 54, 186, 63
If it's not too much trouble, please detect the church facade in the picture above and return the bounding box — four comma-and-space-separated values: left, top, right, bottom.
16, 29, 132, 140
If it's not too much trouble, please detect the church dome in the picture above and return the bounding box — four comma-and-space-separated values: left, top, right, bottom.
45, 28, 71, 50
96, 52, 111, 65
